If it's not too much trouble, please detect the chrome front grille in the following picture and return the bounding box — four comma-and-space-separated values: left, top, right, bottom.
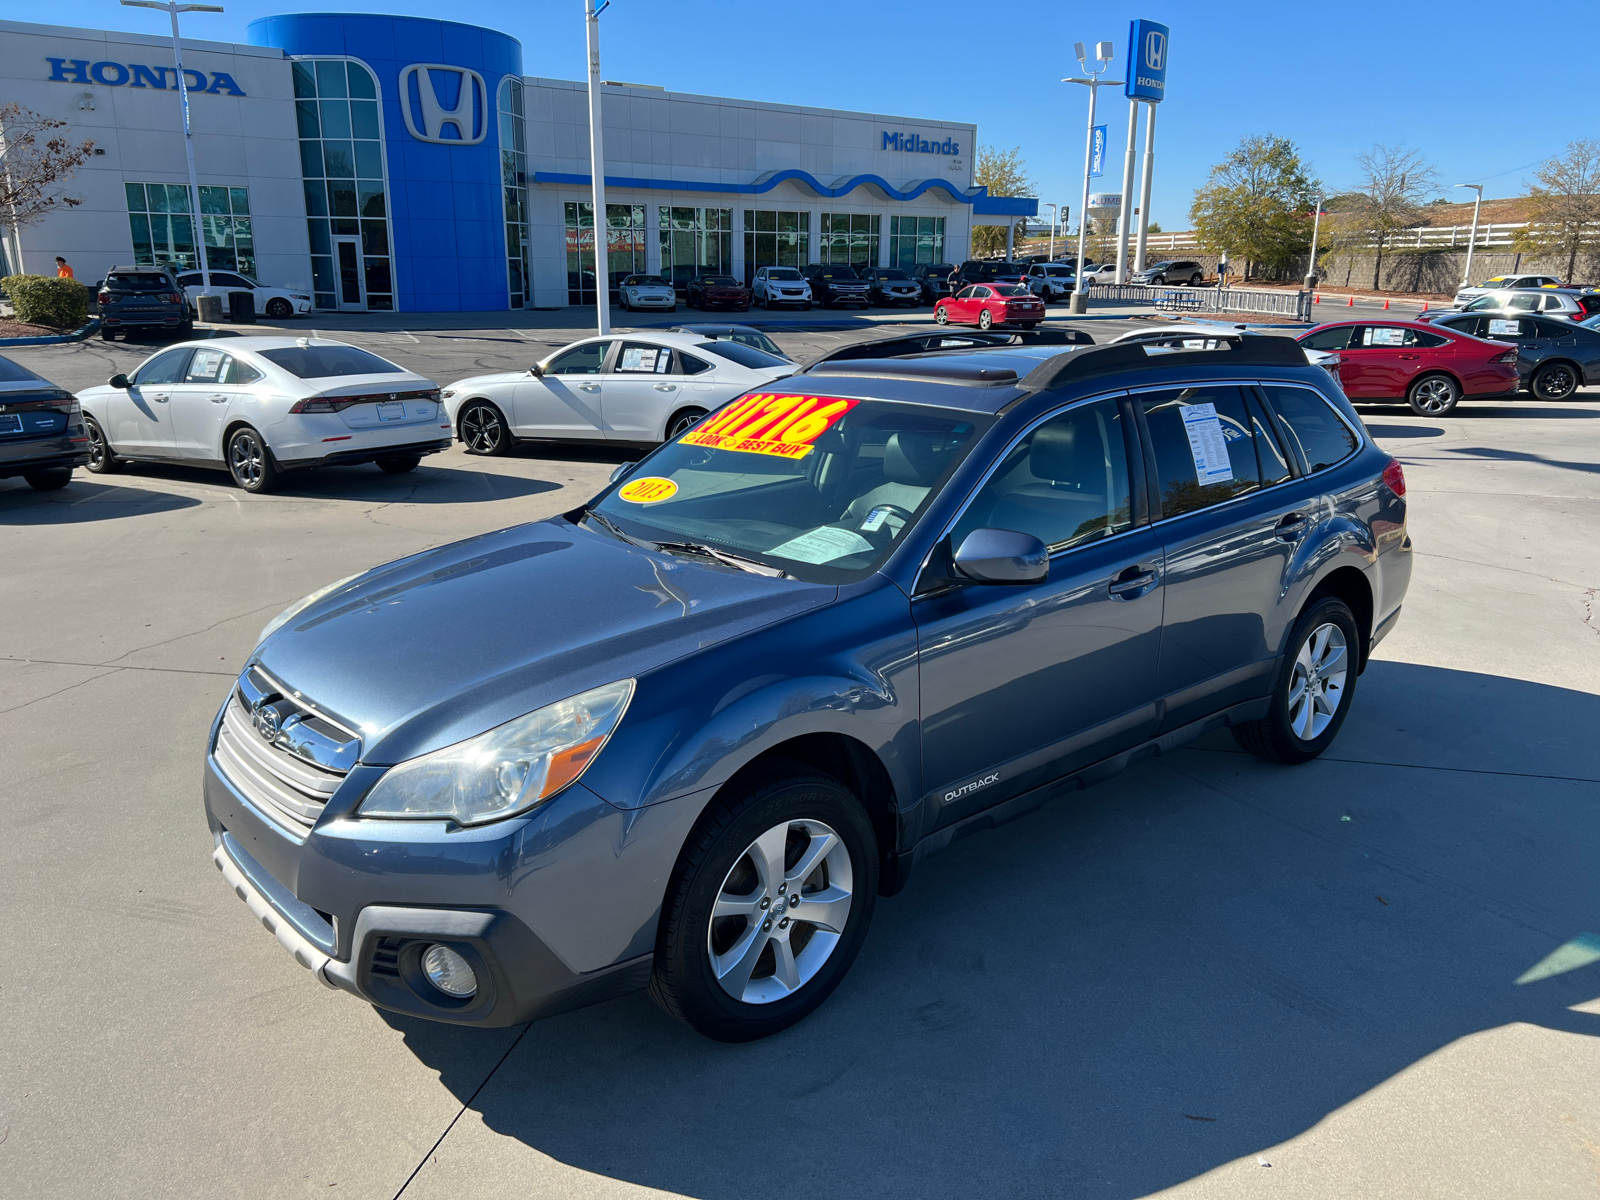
212, 665, 360, 837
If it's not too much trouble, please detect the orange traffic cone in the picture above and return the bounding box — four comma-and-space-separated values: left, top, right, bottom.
1422, 302, 1429, 311
1347, 296, 1354, 307
1383, 299, 1390, 309
1314, 293, 1321, 303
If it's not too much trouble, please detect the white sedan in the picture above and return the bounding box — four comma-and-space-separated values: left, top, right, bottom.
617, 274, 678, 313
75, 336, 448, 493
443, 330, 797, 454
176, 271, 313, 319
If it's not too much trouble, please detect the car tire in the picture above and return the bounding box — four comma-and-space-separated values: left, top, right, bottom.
648, 760, 879, 1043
226, 425, 278, 494
978, 309, 994, 330
1407, 373, 1461, 417
100, 328, 116, 342
1232, 596, 1360, 765
460, 400, 511, 456
264, 298, 292, 319
1152, 275, 1166, 285
1531, 360, 1579, 401
935, 305, 949, 325
376, 455, 421, 474
803, 301, 812, 311
84, 416, 121, 474
1019, 322, 1039, 330
177, 321, 194, 339
25, 469, 73, 492
619, 297, 629, 312
664, 406, 708, 441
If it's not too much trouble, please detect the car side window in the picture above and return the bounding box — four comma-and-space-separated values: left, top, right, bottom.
1534, 318, 1573, 338
1301, 326, 1354, 351
545, 341, 612, 375
1507, 295, 1540, 311
615, 343, 672, 374
1262, 385, 1359, 474
133, 348, 193, 386
951, 397, 1132, 551
677, 351, 712, 376
972, 286, 992, 298
1247, 392, 1294, 486
1410, 329, 1450, 348
229, 358, 263, 385
1140, 386, 1264, 518
184, 348, 230, 383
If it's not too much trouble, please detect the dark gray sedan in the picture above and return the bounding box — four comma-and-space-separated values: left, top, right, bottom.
1429, 312, 1600, 400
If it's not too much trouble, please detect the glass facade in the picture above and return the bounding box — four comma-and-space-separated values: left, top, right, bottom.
498, 78, 530, 309
742, 210, 809, 285
564, 202, 647, 305
293, 58, 393, 311
820, 213, 880, 268
659, 206, 732, 294
889, 215, 946, 268
126, 183, 254, 277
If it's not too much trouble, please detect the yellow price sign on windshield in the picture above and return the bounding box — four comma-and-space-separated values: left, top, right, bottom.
679, 394, 858, 460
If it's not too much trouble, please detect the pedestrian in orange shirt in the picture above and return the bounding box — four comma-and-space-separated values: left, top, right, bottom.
55, 257, 74, 279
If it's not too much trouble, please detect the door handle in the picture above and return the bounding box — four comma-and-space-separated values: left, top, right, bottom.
1275, 514, 1310, 541
1397, 353, 1420, 360
209, 394, 229, 403
579, 383, 601, 392
150, 394, 169, 403
1108, 564, 1159, 597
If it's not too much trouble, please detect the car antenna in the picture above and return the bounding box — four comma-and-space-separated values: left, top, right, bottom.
296, 337, 310, 348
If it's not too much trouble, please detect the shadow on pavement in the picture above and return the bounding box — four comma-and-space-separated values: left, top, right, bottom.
0, 477, 203, 523
1354, 400, 1600, 420
1362, 422, 1447, 439
1444, 445, 1600, 477
382, 661, 1600, 1198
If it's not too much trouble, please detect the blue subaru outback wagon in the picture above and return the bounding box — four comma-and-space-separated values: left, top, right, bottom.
205, 333, 1412, 1042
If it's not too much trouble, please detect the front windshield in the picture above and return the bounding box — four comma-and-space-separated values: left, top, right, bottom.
701, 276, 738, 286
589, 395, 991, 583
623, 275, 667, 286
766, 269, 803, 280
878, 269, 909, 279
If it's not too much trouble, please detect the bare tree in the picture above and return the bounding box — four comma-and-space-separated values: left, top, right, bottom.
1333, 145, 1438, 290
1515, 140, 1600, 282
971, 145, 1035, 257
0, 104, 95, 260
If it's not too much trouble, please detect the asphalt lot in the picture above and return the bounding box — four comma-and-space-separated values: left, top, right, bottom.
3, 314, 1599, 1199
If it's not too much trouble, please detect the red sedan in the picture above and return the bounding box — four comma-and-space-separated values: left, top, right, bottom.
935, 283, 1045, 331
687, 275, 751, 312
1296, 319, 1519, 416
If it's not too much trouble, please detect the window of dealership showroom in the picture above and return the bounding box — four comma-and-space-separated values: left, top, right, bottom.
564, 202, 648, 305
819, 212, 879, 268
890, 215, 946, 268
743, 210, 810, 285
293, 58, 394, 311
125, 182, 256, 276
660, 206, 732, 290
499, 78, 531, 309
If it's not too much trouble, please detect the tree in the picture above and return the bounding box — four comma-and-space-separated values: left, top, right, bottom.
0, 104, 95, 252
1189, 135, 1320, 279
1333, 145, 1438, 290
1147, 221, 1163, 234
1514, 140, 1600, 282
972, 144, 1035, 256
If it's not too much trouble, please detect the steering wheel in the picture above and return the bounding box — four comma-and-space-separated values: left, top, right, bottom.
861, 503, 916, 534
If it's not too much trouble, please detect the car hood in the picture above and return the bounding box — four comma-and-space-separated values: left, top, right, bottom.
253, 518, 836, 765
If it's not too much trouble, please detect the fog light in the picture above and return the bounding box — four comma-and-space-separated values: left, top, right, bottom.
421, 944, 477, 998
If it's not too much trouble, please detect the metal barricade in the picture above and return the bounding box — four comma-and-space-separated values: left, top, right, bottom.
1087, 284, 1314, 321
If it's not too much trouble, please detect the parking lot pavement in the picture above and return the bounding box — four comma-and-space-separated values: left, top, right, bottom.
2, 325, 1598, 1199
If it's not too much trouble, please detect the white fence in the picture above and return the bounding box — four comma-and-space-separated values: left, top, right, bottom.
1095, 222, 1539, 254
1087, 283, 1315, 321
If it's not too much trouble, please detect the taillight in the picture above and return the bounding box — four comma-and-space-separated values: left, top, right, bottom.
98, 291, 111, 305
1492, 349, 1518, 363
1381, 458, 1406, 497
165, 292, 182, 303
289, 396, 356, 414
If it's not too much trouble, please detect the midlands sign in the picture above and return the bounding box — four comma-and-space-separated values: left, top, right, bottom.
47, 57, 246, 96
882, 130, 960, 156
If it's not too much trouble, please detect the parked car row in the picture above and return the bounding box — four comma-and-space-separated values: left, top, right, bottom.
94, 264, 312, 340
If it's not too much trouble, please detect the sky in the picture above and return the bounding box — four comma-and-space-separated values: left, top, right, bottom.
56, 0, 1600, 231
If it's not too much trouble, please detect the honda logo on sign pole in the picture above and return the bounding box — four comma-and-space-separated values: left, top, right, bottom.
399, 64, 487, 144
1124, 19, 1169, 103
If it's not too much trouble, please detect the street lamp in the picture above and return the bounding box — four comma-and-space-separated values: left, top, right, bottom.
583, 0, 612, 334
121, 0, 223, 299
1455, 182, 1484, 290
1305, 192, 1325, 289
1043, 202, 1057, 261
1064, 40, 1122, 314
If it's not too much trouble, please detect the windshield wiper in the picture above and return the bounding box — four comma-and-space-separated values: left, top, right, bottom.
582, 508, 658, 549
653, 540, 789, 578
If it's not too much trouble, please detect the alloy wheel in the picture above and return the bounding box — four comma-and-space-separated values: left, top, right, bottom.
1410, 376, 1457, 416
86, 421, 111, 471
666, 408, 707, 440
229, 431, 265, 488
1534, 363, 1577, 400
978, 309, 993, 330
707, 818, 853, 1005
461, 404, 504, 454
1287, 622, 1348, 741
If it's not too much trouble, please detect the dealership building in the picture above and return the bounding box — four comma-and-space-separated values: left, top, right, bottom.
0, 15, 1034, 313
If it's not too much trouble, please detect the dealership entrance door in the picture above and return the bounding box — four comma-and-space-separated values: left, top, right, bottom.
333, 237, 366, 310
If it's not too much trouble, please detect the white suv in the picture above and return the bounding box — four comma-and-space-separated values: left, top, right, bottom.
752, 266, 812, 310
1452, 274, 1561, 308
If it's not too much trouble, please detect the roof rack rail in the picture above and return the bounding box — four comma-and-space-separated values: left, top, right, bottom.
805, 327, 1091, 368
1018, 333, 1309, 391
807, 359, 1021, 385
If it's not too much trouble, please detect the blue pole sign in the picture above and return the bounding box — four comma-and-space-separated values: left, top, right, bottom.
1090, 125, 1107, 177
1125, 19, 1169, 102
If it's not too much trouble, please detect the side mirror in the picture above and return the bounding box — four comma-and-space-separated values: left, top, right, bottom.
108, 373, 131, 390
951, 528, 1048, 584
529, 362, 544, 377
608, 461, 636, 484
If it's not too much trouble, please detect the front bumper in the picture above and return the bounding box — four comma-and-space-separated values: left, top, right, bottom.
277, 435, 452, 471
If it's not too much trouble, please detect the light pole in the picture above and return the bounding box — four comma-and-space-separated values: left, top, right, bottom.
584, 0, 611, 335
1455, 182, 1483, 289
1305, 192, 1324, 289
1064, 41, 1121, 314
1114, 97, 1139, 282
122, 0, 222, 299
1043, 202, 1057, 261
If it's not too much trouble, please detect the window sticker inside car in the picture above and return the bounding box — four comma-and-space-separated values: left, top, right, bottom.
617, 476, 678, 504
859, 506, 893, 532
1180, 402, 1234, 485
619, 347, 664, 373
768, 525, 874, 564
680, 394, 859, 459
1365, 327, 1406, 346
1488, 318, 1520, 336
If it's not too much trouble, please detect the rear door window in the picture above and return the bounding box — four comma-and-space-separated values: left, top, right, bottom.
1139, 386, 1265, 518
1262, 385, 1360, 473
184, 349, 231, 383
614, 343, 672, 374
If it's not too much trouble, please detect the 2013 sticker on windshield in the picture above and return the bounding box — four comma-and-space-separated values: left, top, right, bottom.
617, 476, 678, 503
680, 394, 859, 459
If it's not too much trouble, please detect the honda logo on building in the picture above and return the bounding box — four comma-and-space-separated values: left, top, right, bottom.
399, 64, 487, 145
1144, 30, 1166, 71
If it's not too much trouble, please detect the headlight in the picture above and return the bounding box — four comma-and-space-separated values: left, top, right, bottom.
441, 389, 456, 398
357, 679, 635, 825
257, 572, 363, 646
292, 293, 311, 300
